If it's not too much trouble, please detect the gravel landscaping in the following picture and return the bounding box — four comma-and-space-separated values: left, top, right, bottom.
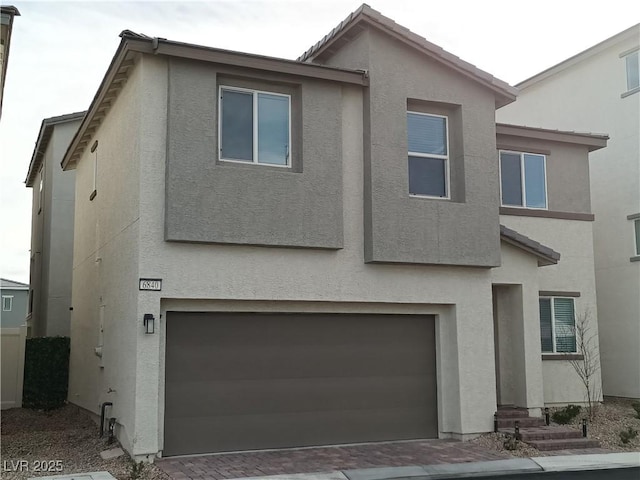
470, 397, 640, 456
2, 398, 639, 480
1, 405, 169, 480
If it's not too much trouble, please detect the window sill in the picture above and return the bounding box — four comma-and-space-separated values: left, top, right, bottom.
409, 194, 450, 201
621, 87, 640, 98
89, 190, 97, 201
542, 354, 584, 361
500, 206, 595, 221
630, 256, 640, 263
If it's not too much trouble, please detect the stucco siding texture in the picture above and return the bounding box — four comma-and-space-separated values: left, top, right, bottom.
325, 27, 500, 266
165, 58, 344, 249
68, 59, 142, 454
500, 215, 602, 405
497, 134, 592, 214
497, 32, 639, 398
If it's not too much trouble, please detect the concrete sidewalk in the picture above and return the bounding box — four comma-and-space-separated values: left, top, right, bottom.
220, 453, 639, 480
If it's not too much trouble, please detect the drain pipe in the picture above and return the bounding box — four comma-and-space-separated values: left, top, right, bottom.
100, 402, 113, 437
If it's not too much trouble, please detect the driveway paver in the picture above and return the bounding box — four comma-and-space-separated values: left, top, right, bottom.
156, 439, 510, 480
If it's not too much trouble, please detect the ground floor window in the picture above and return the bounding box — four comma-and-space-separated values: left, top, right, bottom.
539, 297, 576, 353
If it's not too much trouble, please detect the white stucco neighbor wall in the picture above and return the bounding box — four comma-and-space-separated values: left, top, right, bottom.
500, 216, 602, 406
68, 56, 142, 454
127, 56, 500, 456
497, 28, 640, 399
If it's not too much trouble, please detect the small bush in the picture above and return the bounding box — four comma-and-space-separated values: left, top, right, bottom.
503, 435, 519, 451
631, 401, 640, 419
22, 336, 70, 410
620, 427, 638, 445
551, 404, 582, 425
129, 461, 144, 480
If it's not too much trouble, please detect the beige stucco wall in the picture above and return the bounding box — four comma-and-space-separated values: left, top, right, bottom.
125, 55, 501, 456
68, 56, 142, 454
491, 243, 544, 413
498, 29, 640, 398
500, 215, 602, 405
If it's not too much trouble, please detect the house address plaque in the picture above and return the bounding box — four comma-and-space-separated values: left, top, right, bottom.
139, 278, 162, 291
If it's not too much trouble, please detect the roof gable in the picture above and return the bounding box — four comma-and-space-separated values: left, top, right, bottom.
298, 4, 517, 107
499, 225, 560, 267
1, 278, 29, 290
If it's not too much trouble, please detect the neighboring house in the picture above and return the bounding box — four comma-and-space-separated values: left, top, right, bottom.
61, 5, 606, 459
0, 5, 20, 119
25, 112, 85, 337
498, 24, 640, 400
0, 278, 28, 327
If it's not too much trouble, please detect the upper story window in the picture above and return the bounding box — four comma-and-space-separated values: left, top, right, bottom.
90, 140, 98, 201
500, 151, 547, 209
407, 112, 449, 198
2, 295, 13, 312
624, 50, 639, 93
38, 166, 44, 214
634, 218, 640, 256
539, 297, 576, 353
219, 86, 291, 167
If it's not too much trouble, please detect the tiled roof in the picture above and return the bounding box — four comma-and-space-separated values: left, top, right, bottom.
1, 278, 29, 289
298, 4, 518, 105
500, 225, 560, 267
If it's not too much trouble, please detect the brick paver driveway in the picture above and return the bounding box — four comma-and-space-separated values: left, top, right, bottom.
156, 439, 510, 480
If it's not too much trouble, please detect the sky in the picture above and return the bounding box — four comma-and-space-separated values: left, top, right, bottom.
0, 0, 638, 284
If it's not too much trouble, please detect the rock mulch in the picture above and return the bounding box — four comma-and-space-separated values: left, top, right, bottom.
1, 398, 638, 480
470, 397, 640, 456
0, 405, 169, 480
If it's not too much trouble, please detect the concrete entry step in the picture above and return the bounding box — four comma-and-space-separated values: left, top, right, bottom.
497, 417, 545, 428
496, 406, 530, 418
499, 426, 583, 441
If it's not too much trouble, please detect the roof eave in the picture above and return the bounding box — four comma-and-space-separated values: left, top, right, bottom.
25, 112, 86, 186
500, 224, 561, 267
299, 5, 518, 106
496, 123, 609, 152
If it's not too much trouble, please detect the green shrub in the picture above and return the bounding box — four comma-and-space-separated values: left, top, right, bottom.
620, 427, 638, 445
22, 336, 70, 410
551, 404, 582, 424
503, 435, 519, 451
631, 402, 640, 419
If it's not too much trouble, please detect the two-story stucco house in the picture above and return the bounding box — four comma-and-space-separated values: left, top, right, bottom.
498, 24, 640, 400
61, 5, 607, 459
25, 112, 84, 337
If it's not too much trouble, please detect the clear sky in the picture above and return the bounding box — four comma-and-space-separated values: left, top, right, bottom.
0, 0, 638, 284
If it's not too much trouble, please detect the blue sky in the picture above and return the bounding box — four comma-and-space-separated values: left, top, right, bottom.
0, 0, 638, 283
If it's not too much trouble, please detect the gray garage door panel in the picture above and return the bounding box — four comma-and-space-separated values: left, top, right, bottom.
164, 312, 437, 456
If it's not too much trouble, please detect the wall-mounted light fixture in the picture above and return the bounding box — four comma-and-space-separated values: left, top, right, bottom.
143, 314, 155, 334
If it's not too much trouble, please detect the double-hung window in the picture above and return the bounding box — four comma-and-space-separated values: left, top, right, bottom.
624, 50, 639, 93
2, 296, 13, 312
219, 86, 291, 167
407, 112, 449, 198
500, 151, 547, 209
539, 297, 576, 353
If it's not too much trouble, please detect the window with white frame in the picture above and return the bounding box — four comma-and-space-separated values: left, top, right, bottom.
219, 87, 291, 167
407, 112, 449, 198
500, 151, 547, 209
624, 50, 639, 92
2, 296, 13, 312
539, 297, 576, 353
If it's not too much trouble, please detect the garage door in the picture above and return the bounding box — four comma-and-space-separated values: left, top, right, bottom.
164, 312, 437, 456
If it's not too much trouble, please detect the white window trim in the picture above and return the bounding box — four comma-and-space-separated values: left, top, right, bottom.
541, 296, 577, 354
38, 166, 44, 214
622, 49, 640, 94
407, 111, 451, 200
218, 85, 292, 168
2, 295, 13, 311
499, 150, 548, 210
